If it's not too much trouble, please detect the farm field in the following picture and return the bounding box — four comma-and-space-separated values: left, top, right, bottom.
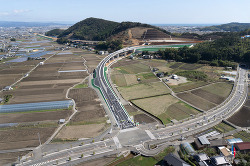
177, 92, 216, 111
124, 104, 156, 124
0, 151, 30, 166
170, 81, 209, 93
0, 45, 101, 156
111, 67, 159, 87
115, 63, 150, 74
233, 131, 250, 142
55, 123, 108, 139
227, 106, 250, 127
118, 82, 171, 100
131, 95, 199, 124
177, 82, 233, 111
0, 126, 56, 150
213, 122, 236, 133
0, 109, 72, 124
201, 82, 233, 98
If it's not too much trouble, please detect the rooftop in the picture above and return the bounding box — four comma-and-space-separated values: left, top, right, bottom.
235, 142, 250, 150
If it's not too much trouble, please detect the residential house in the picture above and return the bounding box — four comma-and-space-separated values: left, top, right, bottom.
156, 72, 164, 78
163, 153, 190, 166
210, 156, 231, 166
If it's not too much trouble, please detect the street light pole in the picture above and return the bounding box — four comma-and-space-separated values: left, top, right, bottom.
37, 132, 41, 146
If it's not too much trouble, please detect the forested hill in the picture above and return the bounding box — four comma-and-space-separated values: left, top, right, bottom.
200, 22, 250, 32
57, 17, 170, 41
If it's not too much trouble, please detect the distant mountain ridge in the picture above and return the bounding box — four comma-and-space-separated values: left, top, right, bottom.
57, 17, 170, 41
0, 21, 68, 27
200, 22, 250, 32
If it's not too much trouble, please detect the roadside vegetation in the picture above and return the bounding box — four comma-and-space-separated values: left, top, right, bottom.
213, 122, 236, 133
114, 146, 175, 166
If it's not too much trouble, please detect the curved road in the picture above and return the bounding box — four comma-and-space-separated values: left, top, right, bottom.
18, 46, 248, 165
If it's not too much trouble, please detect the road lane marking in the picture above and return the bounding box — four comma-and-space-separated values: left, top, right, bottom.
145, 130, 156, 140
113, 136, 122, 149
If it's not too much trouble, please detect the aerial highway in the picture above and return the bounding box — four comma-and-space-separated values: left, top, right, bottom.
18, 46, 248, 165
94, 48, 136, 129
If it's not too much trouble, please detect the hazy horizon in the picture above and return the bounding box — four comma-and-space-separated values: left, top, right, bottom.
0, 0, 249, 24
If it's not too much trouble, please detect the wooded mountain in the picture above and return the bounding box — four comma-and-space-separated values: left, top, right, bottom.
57, 17, 170, 41
200, 22, 250, 32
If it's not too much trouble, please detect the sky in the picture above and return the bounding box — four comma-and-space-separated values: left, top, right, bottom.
0, 0, 249, 24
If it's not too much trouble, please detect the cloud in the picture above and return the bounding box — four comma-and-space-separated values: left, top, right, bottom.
0, 9, 31, 16
0, 12, 10, 16
13, 9, 31, 14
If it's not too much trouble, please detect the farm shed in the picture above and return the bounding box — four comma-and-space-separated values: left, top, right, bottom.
227, 138, 243, 145
234, 142, 250, 154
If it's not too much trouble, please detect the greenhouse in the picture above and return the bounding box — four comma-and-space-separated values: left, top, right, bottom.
0, 100, 74, 113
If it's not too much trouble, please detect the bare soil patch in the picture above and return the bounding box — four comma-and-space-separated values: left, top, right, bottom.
227, 106, 250, 127
0, 151, 30, 166
68, 88, 99, 104
56, 124, 107, 139
68, 88, 106, 122
134, 114, 156, 124
0, 110, 72, 124
124, 104, 156, 124
0, 127, 56, 150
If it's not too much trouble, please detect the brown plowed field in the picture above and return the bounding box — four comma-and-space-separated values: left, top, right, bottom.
124, 104, 156, 124
0, 127, 56, 150
0, 151, 30, 166
111, 59, 138, 68
68, 88, 106, 122
227, 106, 250, 127
134, 114, 156, 124
191, 89, 224, 105
6, 94, 66, 104
0, 110, 72, 124
245, 100, 250, 107
177, 92, 217, 111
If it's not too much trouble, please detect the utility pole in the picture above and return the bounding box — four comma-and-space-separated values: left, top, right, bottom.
37, 132, 41, 146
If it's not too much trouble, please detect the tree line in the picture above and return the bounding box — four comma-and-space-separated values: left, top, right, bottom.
155, 32, 250, 67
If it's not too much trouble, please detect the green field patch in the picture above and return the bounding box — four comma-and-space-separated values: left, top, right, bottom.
170, 81, 209, 93
111, 74, 127, 87
176, 70, 208, 81
115, 63, 150, 74
202, 82, 233, 98
73, 83, 88, 89
131, 95, 194, 124
177, 92, 217, 111
233, 131, 250, 142
137, 72, 156, 79
118, 82, 171, 100
136, 45, 192, 52
166, 102, 199, 120
116, 146, 175, 166
214, 122, 236, 133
